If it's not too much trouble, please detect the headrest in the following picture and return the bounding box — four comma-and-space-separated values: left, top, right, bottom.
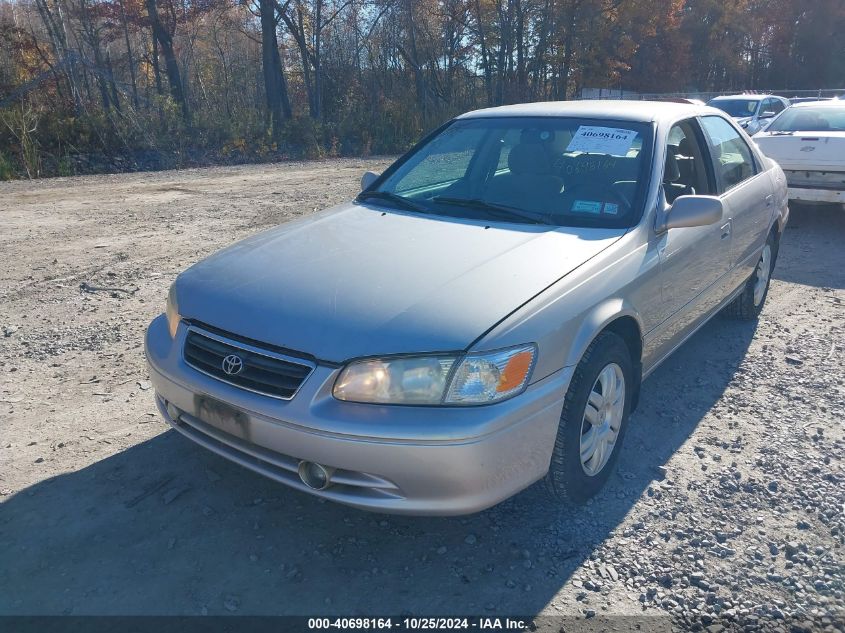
508, 144, 551, 175
520, 128, 555, 144
664, 153, 681, 183
677, 137, 693, 157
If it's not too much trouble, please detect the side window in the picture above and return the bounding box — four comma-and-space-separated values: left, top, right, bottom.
699, 116, 758, 193
771, 98, 786, 114
663, 119, 713, 203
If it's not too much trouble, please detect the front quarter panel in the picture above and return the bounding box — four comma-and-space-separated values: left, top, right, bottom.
473, 228, 659, 381
767, 161, 790, 233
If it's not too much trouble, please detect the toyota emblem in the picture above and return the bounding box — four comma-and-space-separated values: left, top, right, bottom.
221, 354, 244, 376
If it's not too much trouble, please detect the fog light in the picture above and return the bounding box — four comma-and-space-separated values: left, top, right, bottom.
298, 461, 334, 491
166, 402, 181, 422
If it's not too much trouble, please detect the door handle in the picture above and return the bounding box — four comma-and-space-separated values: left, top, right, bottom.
765, 194, 774, 207
720, 222, 732, 239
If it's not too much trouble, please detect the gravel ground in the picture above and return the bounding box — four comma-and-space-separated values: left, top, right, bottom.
0, 160, 843, 631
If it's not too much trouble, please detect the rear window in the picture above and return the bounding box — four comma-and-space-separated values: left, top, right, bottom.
767, 106, 845, 132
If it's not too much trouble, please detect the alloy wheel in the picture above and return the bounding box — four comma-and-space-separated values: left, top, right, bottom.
753, 244, 772, 307
580, 363, 625, 476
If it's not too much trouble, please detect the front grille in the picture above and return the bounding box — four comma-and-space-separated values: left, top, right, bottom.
183, 328, 314, 399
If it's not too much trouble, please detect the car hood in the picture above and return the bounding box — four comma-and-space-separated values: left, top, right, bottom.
175, 202, 625, 362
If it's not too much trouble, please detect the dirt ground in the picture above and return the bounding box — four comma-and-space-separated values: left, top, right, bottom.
0, 160, 843, 629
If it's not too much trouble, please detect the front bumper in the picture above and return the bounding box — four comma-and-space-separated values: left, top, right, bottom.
145, 315, 570, 515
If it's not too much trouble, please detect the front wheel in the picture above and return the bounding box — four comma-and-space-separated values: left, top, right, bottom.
545, 332, 633, 504
724, 231, 777, 320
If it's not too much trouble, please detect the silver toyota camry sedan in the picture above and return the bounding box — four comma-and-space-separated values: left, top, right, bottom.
145, 101, 788, 515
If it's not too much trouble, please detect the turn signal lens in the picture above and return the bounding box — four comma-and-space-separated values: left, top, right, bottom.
445, 345, 536, 405
497, 350, 535, 392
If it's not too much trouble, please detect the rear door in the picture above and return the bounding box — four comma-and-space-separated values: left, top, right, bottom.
699, 115, 772, 290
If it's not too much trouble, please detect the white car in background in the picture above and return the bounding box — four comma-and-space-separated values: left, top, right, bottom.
707, 94, 790, 135
754, 101, 845, 206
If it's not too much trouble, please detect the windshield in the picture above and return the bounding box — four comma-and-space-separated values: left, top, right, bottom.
708, 99, 760, 117
363, 117, 654, 228
767, 105, 845, 132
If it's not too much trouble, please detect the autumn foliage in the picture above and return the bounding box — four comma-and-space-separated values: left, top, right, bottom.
0, 0, 843, 178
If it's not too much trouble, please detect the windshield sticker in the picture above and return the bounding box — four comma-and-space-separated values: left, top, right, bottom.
566, 126, 638, 155
604, 202, 620, 215
572, 200, 603, 214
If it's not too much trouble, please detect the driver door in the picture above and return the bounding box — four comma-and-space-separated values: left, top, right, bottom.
644, 118, 730, 364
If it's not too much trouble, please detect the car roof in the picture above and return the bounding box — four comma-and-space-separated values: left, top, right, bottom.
709, 94, 775, 101
457, 100, 719, 125
790, 100, 845, 108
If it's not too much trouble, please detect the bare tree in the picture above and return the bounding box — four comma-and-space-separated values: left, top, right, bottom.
145, 0, 189, 120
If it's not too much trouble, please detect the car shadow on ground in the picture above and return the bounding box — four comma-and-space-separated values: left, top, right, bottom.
0, 311, 757, 617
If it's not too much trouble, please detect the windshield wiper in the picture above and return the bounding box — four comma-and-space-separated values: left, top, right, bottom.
357, 190, 427, 212
432, 196, 549, 225
769, 130, 795, 135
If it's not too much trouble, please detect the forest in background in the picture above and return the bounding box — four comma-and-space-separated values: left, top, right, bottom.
1, 0, 844, 179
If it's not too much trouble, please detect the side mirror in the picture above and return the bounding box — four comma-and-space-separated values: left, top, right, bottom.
360, 171, 379, 191
659, 195, 723, 232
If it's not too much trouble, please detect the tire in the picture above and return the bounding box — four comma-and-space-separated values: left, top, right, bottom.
724, 231, 778, 321
544, 331, 634, 504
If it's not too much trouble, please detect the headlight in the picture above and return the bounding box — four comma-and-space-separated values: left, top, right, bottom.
333, 356, 456, 404
165, 285, 181, 339
332, 344, 536, 406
